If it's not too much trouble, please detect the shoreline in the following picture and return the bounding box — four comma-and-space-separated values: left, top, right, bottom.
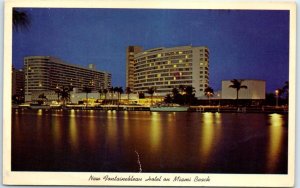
12, 105, 288, 114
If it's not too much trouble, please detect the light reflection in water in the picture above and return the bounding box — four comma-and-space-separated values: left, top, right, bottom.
150, 112, 162, 151
52, 112, 62, 149
199, 112, 221, 168
69, 110, 78, 152
87, 111, 97, 148
106, 111, 117, 148
123, 111, 130, 140
37, 109, 43, 116
266, 113, 284, 172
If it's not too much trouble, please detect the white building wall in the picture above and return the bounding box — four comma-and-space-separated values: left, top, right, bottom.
192, 48, 200, 97
222, 80, 266, 99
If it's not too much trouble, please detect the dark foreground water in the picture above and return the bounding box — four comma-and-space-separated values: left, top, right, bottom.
12, 109, 288, 173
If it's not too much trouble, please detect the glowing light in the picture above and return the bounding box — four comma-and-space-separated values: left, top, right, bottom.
269, 114, 283, 127
70, 109, 76, 117
150, 112, 162, 150
266, 114, 285, 172
69, 112, 78, 153
37, 109, 43, 116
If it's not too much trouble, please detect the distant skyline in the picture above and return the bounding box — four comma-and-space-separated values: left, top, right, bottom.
12, 8, 289, 92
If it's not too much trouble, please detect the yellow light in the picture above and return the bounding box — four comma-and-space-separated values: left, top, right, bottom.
266, 113, 285, 172
173, 65, 177, 68
37, 109, 43, 116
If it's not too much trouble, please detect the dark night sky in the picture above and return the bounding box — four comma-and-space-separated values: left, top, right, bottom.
12, 8, 290, 92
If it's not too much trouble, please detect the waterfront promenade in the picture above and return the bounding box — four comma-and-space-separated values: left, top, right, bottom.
13, 104, 288, 113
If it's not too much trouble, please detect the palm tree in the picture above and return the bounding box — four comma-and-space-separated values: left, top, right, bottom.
13, 9, 30, 31
172, 87, 179, 96
103, 88, 108, 100
179, 85, 186, 104
282, 81, 289, 103
113, 87, 123, 108
147, 87, 156, 106
82, 86, 92, 107
229, 79, 247, 106
60, 86, 72, 106
54, 87, 61, 103
204, 87, 214, 105
98, 88, 104, 100
185, 86, 195, 105
172, 87, 181, 104
125, 87, 132, 101
38, 93, 47, 104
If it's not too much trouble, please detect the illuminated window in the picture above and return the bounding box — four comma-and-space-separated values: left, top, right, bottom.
179, 59, 183, 63
173, 65, 177, 68
179, 51, 183, 54
157, 54, 161, 58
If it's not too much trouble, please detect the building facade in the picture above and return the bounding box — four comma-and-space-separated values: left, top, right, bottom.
126, 46, 143, 90
24, 56, 111, 101
221, 80, 266, 99
12, 66, 25, 97
133, 46, 209, 98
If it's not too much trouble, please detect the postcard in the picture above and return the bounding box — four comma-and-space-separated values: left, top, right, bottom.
3, 0, 296, 186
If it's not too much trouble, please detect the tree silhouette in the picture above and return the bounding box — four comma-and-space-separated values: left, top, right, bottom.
185, 86, 195, 105
82, 86, 92, 107
98, 88, 103, 100
125, 87, 132, 101
60, 86, 72, 106
147, 87, 156, 106
113, 87, 123, 107
103, 88, 108, 100
229, 79, 247, 106
13, 9, 30, 31
204, 87, 214, 105
282, 81, 289, 103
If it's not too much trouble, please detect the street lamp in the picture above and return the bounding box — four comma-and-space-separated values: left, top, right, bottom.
275, 89, 279, 107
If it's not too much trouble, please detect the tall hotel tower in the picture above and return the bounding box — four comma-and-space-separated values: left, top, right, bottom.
130, 46, 209, 98
126, 46, 143, 91
24, 56, 111, 101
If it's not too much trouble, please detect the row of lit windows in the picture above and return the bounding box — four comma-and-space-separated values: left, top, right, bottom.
135, 64, 194, 73
135, 59, 192, 69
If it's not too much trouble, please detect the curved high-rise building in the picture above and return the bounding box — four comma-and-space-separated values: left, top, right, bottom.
24, 56, 111, 101
132, 46, 209, 98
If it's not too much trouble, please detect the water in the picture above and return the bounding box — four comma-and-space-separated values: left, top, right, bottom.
12, 109, 288, 174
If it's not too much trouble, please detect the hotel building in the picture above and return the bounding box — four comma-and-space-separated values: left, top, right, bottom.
12, 66, 25, 97
24, 56, 111, 101
132, 46, 209, 98
126, 46, 143, 91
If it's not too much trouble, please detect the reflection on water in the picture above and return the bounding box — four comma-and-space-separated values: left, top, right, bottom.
69, 110, 78, 153
199, 113, 222, 169
150, 112, 162, 151
12, 110, 288, 173
266, 114, 286, 172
